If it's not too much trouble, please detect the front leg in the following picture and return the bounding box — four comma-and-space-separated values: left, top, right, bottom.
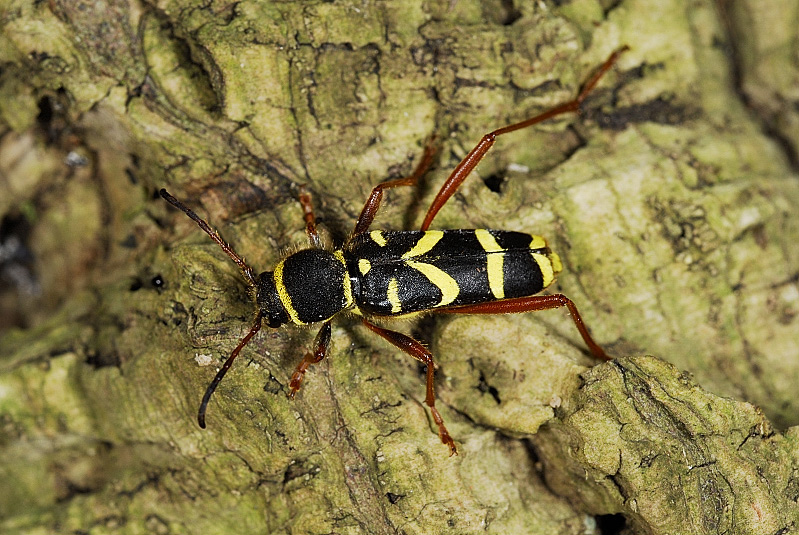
288, 321, 332, 398
298, 185, 322, 249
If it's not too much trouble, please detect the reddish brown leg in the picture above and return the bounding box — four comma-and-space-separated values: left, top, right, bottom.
420, 47, 629, 231
298, 185, 322, 248
160, 189, 257, 287
288, 321, 332, 398
352, 140, 438, 236
439, 294, 610, 361
362, 318, 457, 456
198, 311, 264, 428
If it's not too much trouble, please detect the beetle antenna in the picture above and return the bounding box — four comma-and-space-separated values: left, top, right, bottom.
160, 189, 257, 288
197, 312, 264, 428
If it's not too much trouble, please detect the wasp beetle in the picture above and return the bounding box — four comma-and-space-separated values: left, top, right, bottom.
160, 48, 625, 455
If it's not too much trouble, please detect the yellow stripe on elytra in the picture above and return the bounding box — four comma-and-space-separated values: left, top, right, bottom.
475, 229, 505, 299
370, 230, 387, 246
406, 260, 459, 307
549, 251, 563, 276
358, 258, 371, 275
387, 277, 402, 313
532, 253, 557, 289
273, 259, 304, 325
334, 250, 354, 308
403, 231, 443, 259
529, 235, 547, 250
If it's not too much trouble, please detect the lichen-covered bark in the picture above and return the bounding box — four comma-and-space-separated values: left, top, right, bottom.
534, 356, 799, 534
1, 0, 798, 534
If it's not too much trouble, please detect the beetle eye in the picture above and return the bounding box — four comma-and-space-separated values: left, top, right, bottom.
255, 271, 289, 328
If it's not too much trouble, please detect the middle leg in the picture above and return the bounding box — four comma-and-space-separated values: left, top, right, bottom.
362, 318, 457, 456
351, 139, 438, 236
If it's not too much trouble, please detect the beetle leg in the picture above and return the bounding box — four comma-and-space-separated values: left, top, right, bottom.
420, 47, 628, 231
288, 321, 332, 397
362, 318, 457, 456
298, 185, 322, 248
438, 294, 609, 361
351, 139, 437, 236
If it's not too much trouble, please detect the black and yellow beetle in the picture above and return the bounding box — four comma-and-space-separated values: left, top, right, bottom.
160, 48, 625, 455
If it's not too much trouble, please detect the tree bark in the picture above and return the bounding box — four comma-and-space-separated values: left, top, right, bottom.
1, 0, 798, 534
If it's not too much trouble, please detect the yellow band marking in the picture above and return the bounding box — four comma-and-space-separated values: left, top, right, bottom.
549, 251, 563, 276
370, 230, 387, 246
387, 278, 402, 313
334, 250, 354, 308
475, 229, 505, 299
532, 253, 557, 289
486, 253, 505, 299
273, 259, 304, 325
358, 258, 371, 275
529, 235, 547, 250
403, 231, 443, 259
407, 260, 459, 307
